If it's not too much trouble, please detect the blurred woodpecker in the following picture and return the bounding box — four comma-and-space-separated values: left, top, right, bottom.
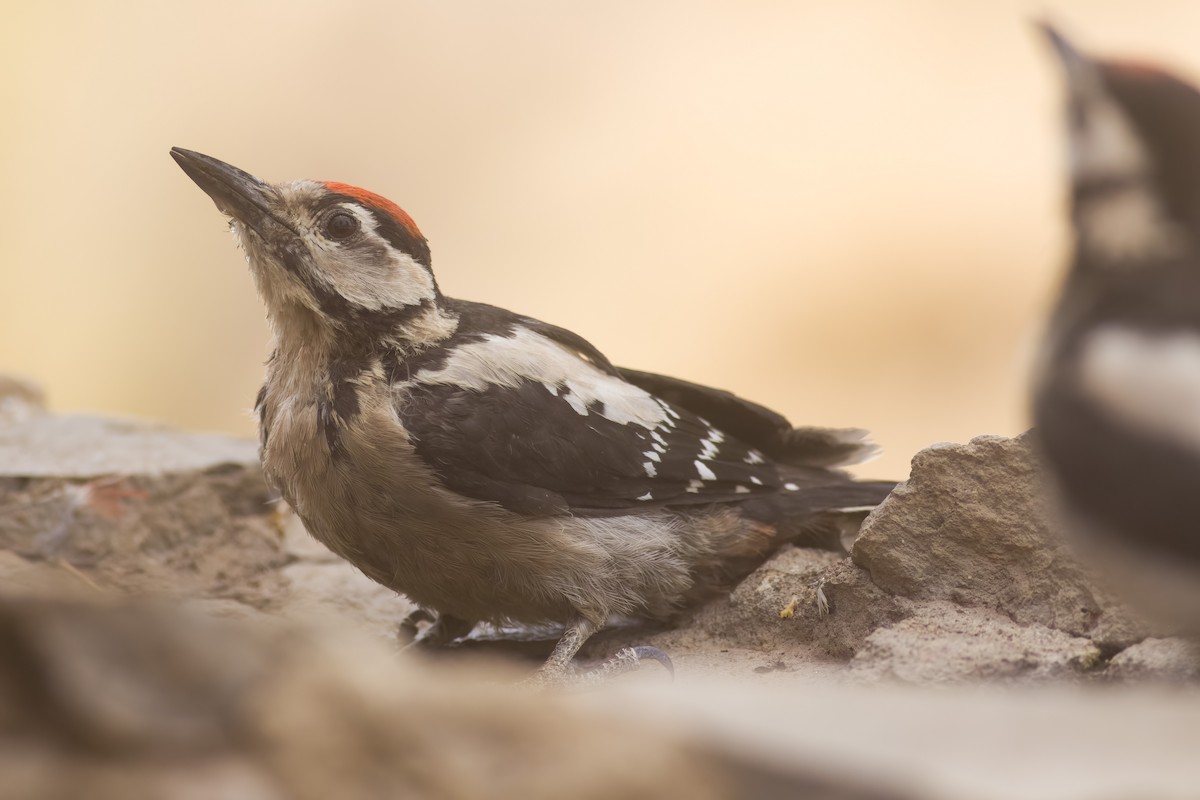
171, 148, 893, 680
1034, 27, 1200, 632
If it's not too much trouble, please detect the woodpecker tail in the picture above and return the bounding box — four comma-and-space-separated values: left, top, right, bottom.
737, 475, 896, 552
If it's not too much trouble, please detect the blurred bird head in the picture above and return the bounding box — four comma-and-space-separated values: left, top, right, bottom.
1034, 29, 1200, 632
171, 148, 449, 348
1041, 24, 1200, 271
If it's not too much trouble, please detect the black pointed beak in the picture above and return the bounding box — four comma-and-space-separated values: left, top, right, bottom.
1036, 21, 1094, 83
170, 148, 288, 234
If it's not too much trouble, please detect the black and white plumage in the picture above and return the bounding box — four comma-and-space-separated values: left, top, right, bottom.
397, 299, 873, 517
171, 147, 893, 678
1034, 28, 1200, 632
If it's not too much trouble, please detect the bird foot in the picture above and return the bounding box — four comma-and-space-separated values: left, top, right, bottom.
398, 610, 474, 649
526, 645, 675, 688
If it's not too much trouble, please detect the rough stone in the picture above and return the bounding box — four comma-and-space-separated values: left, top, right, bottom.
0, 403, 415, 637
687, 545, 842, 649
1107, 637, 1200, 681
849, 602, 1102, 683
851, 433, 1148, 649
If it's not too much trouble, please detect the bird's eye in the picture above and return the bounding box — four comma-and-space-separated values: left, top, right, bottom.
324, 211, 360, 240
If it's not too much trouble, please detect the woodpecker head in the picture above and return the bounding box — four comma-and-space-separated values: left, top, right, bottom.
1042, 25, 1200, 271
171, 148, 453, 348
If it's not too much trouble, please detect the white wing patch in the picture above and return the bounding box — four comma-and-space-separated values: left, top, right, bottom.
413, 327, 670, 429
1079, 326, 1200, 452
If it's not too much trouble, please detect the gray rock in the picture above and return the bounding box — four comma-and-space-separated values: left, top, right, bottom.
688, 545, 842, 649
851, 433, 1148, 648
0, 401, 418, 645
0, 412, 257, 478
849, 601, 1102, 683
1107, 637, 1200, 681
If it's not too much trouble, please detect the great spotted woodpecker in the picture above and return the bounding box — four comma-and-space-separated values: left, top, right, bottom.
171, 148, 894, 679
1035, 28, 1200, 633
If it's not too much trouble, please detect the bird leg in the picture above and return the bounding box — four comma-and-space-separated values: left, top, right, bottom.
528, 619, 674, 686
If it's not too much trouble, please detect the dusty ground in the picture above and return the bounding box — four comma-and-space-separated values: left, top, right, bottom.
2, 375, 1199, 799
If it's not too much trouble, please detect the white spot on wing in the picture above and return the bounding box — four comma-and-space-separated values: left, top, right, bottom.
699, 428, 723, 460
643, 461, 658, 478
643, 450, 661, 463
745, 450, 765, 464
686, 479, 703, 493
749, 476, 763, 486
1079, 326, 1200, 452
637, 492, 653, 501
695, 461, 717, 481
650, 431, 667, 447
413, 327, 669, 428
735, 485, 750, 494
784, 482, 799, 491
543, 382, 559, 396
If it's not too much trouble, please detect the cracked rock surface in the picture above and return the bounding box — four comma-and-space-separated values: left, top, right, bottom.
2, 377, 1199, 798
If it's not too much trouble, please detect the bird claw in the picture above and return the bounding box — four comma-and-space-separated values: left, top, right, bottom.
630, 645, 675, 678
567, 645, 675, 686
397, 607, 439, 645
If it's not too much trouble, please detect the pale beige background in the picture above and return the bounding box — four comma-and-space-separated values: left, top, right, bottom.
3, 2, 1198, 479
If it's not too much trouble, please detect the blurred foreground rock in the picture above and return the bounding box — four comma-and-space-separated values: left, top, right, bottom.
3, 594, 1200, 800
0, 597, 726, 800
3, 377, 1200, 797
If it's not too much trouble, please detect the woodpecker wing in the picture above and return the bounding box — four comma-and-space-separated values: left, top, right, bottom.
616, 368, 875, 468
395, 308, 790, 516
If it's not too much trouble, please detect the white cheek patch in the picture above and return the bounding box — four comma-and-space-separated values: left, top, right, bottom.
312, 206, 436, 310
1079, 182, 1185, 264
1067, 76, 1186, 265
1078, 326, 1200, 453
413, 328, 670, 429
1071, 88, 1148, 183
